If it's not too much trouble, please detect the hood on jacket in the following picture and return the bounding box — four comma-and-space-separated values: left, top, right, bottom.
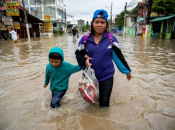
49, 47, 64, 62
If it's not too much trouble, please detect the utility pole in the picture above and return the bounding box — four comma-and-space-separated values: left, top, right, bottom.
111, 2, 113, 30
64, 4, 67, 32
145, 0, 153, 38
143, 0, 147, 25
147, 0, 152, 25
22, 0, 30, 40
123, 2, 127, 35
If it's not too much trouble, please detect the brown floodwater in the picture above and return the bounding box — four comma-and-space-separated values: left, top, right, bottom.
0, 33, 175, 130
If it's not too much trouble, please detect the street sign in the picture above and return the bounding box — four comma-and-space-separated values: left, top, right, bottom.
42, 23, 51, 29
44, 14, 51, 20
6, 2, 19, 16
2, 16, 13, 26
14, 22, 20, 29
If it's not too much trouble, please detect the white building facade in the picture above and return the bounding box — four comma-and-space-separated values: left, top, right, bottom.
24, 0, 66, 30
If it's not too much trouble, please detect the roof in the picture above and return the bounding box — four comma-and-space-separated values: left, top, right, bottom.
150, 14, 175, 22
135, 2, 145, 9
125, 14, 138, 17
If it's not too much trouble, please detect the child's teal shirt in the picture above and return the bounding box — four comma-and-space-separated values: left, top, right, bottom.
44, 47, 81, 94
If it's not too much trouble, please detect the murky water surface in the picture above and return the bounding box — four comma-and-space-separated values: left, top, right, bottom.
0, 34, 175, 130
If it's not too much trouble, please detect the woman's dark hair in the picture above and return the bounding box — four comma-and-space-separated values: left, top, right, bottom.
49, 52, 62, 61
90, 19, 108, 35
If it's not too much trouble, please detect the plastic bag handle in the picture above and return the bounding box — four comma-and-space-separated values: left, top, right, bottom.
83, 66, 95, 88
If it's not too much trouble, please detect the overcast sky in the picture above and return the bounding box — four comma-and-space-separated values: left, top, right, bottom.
64, 0, 142, 24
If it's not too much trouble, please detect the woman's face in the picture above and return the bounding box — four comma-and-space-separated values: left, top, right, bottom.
92, 18, 107, 34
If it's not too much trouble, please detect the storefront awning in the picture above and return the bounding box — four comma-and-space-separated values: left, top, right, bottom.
27, 13, 43, 23
150, 14, 175, 22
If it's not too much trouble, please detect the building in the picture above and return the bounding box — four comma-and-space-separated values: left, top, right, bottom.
149, 14, 175, 39
0, 0, 43, 39
67, 21, 77, 33
24, 0, 66, 31
77, 19, 85, 32
124, 14, 138, 35
135, 1, 149, 35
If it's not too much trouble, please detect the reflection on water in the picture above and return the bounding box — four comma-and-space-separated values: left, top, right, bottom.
0, 35, 175, 130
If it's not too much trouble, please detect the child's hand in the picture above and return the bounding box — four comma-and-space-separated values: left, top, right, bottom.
43, 84, 47, 88
126, 73, 131, 81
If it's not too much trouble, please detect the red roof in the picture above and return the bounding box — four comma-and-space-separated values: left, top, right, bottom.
135, 2, 145, 9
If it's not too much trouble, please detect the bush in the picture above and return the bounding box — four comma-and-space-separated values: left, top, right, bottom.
53, 29, 58, 34
59, 29, 64, 34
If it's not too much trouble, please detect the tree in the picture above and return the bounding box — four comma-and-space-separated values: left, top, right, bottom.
130, 8, 138, 14
115, 10, 131, 30
82, 25, 87, 32
86, 21, 89, 30
152, 0, 175, 16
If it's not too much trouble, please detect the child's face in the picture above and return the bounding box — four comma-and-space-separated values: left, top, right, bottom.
50, 59, 61, 68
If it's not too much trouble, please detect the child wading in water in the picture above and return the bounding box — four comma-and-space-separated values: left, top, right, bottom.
9, 26, 18, 44
43, 47, 82, 108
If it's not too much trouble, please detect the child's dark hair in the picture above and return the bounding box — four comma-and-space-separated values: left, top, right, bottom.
49, 52, 62, 61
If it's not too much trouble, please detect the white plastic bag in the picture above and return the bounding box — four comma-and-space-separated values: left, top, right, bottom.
78, 66, 99, 103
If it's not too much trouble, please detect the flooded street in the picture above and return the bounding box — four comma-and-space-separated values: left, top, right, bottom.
0, 34, 175, 130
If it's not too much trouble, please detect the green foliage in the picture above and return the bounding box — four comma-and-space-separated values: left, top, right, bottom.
53, 29, 58, 34
130, 8, 138, 14
116, 11, 125, 30
53, 28, 64, 36
86, 21, 89, 30
82, 25, 87, 32
59, 28, 64, 34
152, 0, 175, 16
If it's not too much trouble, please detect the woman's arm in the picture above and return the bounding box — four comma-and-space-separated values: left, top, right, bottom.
75, 36, 88, 68
112, 35, 131, 74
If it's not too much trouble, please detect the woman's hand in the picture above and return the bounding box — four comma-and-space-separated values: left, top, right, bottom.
43, 84, 47, 88
85, 54, 93, 66
126, 73, 131, 81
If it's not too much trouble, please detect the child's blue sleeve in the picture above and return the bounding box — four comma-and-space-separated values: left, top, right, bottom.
44, 65, 50, 85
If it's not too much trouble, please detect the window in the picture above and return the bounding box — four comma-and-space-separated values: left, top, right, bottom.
50, 7, 56, 18
36, 7, 43, 19
29, 0, 35, 5
61, 10, 63, 19
131, 17, 137, 22
62, 12, 64, 19
24, 0, 28, 5
36, 12, 43, 19
44, 0, 55, 4
44, 6, 50, 14
57, 9, 60, 15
